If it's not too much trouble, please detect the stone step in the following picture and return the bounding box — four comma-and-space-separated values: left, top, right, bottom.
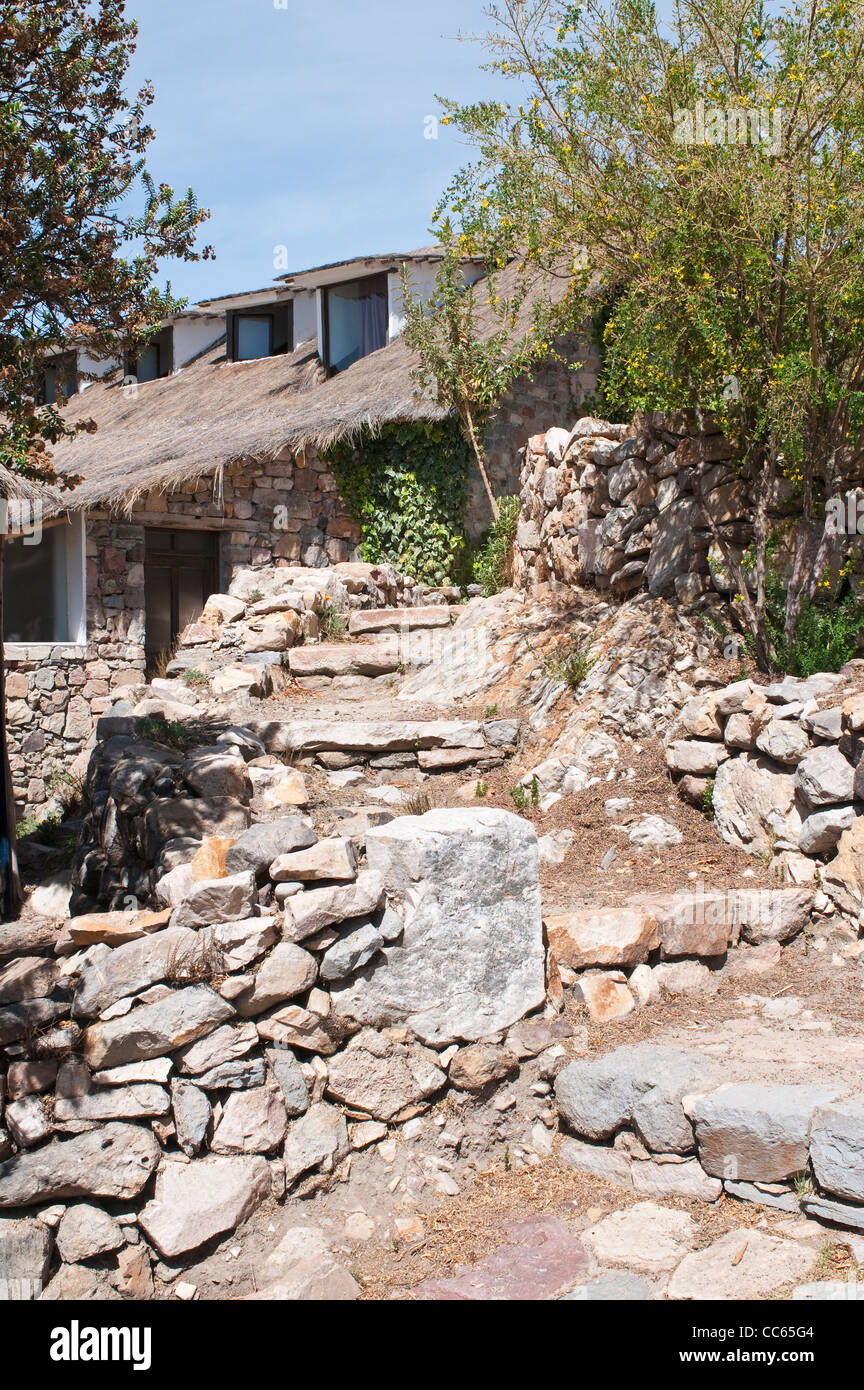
250, 718, 490, 756
348, 605, 452, 636
287, 644, 402, 679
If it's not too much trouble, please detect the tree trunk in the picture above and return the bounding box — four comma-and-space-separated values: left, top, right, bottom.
461, 400, 499, 522
0, 540, 22, 920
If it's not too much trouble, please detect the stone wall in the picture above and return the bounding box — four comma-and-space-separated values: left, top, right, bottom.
513, 410, 864, 605
511, 412, 764, 599
137, 444, 361, 571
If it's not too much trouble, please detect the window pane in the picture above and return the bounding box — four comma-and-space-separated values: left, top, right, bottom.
326, 277, 388, 372
236, 318, 272, 361
136, 343, 161, 383
3, 525, 67, 643
43, 357, 77, 404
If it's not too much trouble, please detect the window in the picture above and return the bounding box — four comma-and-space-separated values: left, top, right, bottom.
3, 517, 86, 647
323, 273, 388, 373
226, 303, 293, 362
40, 352, 78, 405
125, 327, 173, 383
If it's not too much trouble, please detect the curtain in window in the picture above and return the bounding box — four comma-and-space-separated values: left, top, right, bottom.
327, 275, 388, 371
358, 280, 388, 359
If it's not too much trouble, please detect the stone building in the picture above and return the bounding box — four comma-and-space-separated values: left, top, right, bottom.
4, 250, 598, 815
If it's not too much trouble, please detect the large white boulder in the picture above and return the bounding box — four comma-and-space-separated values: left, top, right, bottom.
331, 809, 546, 1044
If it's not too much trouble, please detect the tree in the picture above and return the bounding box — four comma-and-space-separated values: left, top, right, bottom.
434, 0, 864, 669
0, 0, 212, 914
0, 0, 212, 483
399, 237, 560, 520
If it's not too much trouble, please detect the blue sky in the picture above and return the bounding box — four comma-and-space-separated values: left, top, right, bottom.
126, 0, 505, 304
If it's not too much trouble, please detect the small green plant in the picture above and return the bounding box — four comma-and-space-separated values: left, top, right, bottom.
15, 808, 78, 867
702, 779, 715, 820
318, 602, 348, 641
511, 783, 528, 811
44, 768, 85, 815
504, 1144, 511, 1172
542, 631, 598, 689
247, 588, 264, 604
475, 779, 489, 798
731, 553, 864, 676
484, 703, 499, 718
183, 668, 209, 689
793, 1171, 816, 1199
136, 717, 193, 750
17, 808, 62, 840
530, 775, 540, 808
474, 495, 520, 596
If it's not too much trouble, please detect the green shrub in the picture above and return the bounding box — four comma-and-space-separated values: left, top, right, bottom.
136, 716, 193, 750
327, 419, 471, 587
745, 564, 863, 677
473, 495, 520, 595
318, 603, 347, 641
542, 632, 598, 689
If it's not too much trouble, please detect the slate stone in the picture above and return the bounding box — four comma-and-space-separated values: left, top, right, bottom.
555, 1044, 717, 1154
810, 1101, 864, 1204
692, 1083, 842, 1182
0, 1124, 159, 1207
137, 1156, 271, 1258
84, 986, 235, 1069
331, 810, 546, 1045
225, 818, 317, 878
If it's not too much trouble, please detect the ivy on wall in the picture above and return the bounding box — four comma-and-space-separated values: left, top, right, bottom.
326, 419, 471, 586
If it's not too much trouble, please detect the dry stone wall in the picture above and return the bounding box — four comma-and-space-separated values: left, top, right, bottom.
512, 411, 785, 599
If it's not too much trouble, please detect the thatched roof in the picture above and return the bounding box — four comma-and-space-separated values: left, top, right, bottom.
49, 257, 577, 515
0, 463, 62, 511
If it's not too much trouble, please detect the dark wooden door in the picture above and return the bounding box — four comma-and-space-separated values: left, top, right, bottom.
144, 528, 219, 671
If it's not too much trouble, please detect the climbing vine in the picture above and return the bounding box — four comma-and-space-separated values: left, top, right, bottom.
327, 419, 471, 586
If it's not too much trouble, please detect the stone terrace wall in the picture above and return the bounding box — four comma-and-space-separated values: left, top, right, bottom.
512, 412, 765, 599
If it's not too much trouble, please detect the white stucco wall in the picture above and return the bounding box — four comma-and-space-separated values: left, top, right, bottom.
173, 316, 225, 366
387, 260, 485, 340
387, 262, 440, 340
76, 351, 120, 388
292, 290, 319, 349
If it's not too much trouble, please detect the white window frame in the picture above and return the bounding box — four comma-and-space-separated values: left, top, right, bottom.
4, 512, 87, 660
